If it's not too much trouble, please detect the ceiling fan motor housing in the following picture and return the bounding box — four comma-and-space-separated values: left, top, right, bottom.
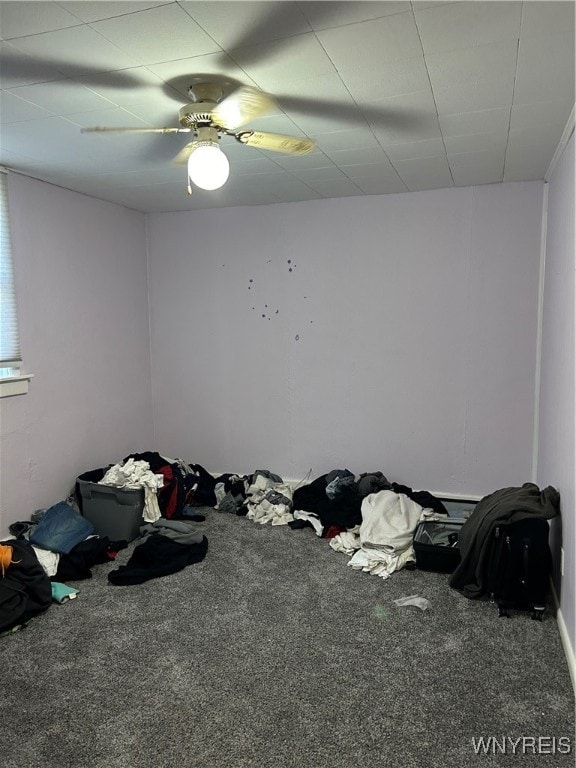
179, 103, 217, 128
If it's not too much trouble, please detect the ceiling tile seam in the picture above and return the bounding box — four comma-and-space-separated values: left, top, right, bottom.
5, 83, 121, 116
307, 24, 408, 191
54, 1, 178, 26
502, 3, 524, 182
299, 5, 415, 32
174, 1, 243, 56
1, 24, 86, 43
82, 14, 220, 68
280, 155, 349, 198
407, 4, 454, 186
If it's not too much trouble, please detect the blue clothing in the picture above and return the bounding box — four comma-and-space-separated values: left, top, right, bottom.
29, 502, 94, 554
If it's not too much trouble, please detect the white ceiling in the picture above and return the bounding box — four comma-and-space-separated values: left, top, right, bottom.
0, 0, 574, 212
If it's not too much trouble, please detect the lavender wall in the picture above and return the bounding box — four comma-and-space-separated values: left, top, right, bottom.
537, 132, 575, 659
0, 174, 154, 537
147, 181, 543, 496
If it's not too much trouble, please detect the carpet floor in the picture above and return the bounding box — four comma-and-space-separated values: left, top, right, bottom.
1, 509, 574, 768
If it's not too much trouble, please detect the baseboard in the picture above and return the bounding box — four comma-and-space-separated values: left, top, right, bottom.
550, 578, 576, 696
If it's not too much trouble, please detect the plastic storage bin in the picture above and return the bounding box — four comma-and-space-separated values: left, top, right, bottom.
77, 467, 145, 542
413, 518, 467, 573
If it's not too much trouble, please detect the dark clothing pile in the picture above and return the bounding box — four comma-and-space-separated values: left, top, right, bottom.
108, 519, 208, 586
449, 483, 560, 598
0, 540, 52, 634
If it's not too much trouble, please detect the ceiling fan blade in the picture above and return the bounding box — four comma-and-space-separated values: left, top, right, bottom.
172, 142, 196, 165
211, 86, 279, 130
81, 126, 191, 134
236, 131, 315, 155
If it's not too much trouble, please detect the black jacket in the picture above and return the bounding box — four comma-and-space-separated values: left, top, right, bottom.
0, 540, 52, 633
449, 483, 559, 599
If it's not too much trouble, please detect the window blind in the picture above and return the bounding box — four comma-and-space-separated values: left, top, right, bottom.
0, 170, 22, 366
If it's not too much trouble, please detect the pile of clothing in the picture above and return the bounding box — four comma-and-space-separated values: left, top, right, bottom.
330, 490, 446, 579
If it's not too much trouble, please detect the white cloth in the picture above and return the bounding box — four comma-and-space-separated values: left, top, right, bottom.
337, 491, 424, 580
347, 545, 415, 580
329, 527, 361, 554
359, 491, 424, 555
32, 546, 60, 577
245, 475, 294, 526
293, 510, 324, 537
100, 459, 163, 523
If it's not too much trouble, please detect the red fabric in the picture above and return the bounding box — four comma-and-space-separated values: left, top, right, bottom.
323, 524, 345, 539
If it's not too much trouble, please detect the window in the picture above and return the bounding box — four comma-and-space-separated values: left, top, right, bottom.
0, 169, 31, 397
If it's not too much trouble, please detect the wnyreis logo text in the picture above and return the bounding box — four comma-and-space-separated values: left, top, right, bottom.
471, 736, 572, 755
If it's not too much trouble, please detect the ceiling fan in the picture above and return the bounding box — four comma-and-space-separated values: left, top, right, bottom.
81, 79, 316, 193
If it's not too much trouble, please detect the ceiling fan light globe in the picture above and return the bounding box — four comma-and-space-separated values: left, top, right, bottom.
187, 143, 230, 191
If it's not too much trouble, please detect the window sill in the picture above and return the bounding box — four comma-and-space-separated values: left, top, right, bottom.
0, 373, 33, 398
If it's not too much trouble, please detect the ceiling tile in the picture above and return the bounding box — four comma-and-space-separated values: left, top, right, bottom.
414, 1, 521, 55
0, 91, 53, 123
514, 38, 575, 105
0, 0, 572, 211
80, 165, 184, 188
89, 4, 221, 66
316, 12, 422, 70
240, 113, 306, 136
368, 90, 442, 144
393, 154, 453, 191
336, 56, 430, 103
282, 92, 363, 137
241, 172, 323, 203
289, 165, 347, 182
342, 159, 400, 180
228, 33, 337, 90
75, 67, 167, 108
444, 131, 508, 155
507, 124, 565, 156
118, 96, 189, 127
413, 2, 459, 9
0, 1, 81, 38
181, 1, 312, 48
349, 175, 407, 195
433, 78, 515, 115
520, 1, 576, 44
384, 137, 445, 161
0, 41, 68, 88
230, 156, 285, 175
314, 128, 381, 153
269, 72, 353, 105
439, 107, 511, 136
62, 107, 153, 129
300, 2, 411, 29
324, 147, 393, 166
504, 145, 554, 182
303, 178, 364, 198
59, 2, 173, 24
425, 40, 518, 91
8, 81, 115, 115
1, 115, 104, 160
6, 25, 141, 75
266, 152, 334, 170
449, 151, 505, 187
509, 100, 574, 133
145, 52, 257, 97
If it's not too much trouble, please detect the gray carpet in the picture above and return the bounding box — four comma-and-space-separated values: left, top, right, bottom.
1, 510, 574, 768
